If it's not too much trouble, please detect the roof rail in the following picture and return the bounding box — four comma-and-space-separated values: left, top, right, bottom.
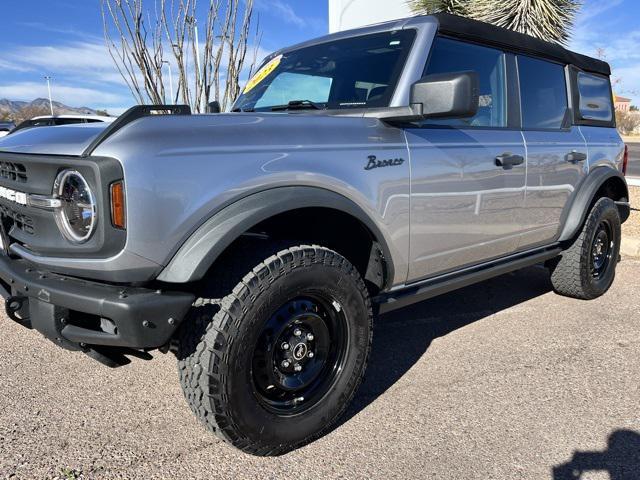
82, 104, 191, 157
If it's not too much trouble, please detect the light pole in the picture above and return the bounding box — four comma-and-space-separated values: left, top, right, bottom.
163, 61, 174, 104
44, 76, 54, 116
187, 16, 202, 111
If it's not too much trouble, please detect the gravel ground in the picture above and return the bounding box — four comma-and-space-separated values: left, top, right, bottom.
625, 186, 640, 238
1, 261, 639, 479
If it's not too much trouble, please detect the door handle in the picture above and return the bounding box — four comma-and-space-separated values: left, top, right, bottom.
565, 151, 587, 163
495, 153, 524, 170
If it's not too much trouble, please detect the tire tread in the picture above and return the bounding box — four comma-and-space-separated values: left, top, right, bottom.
549, 197, 621, 300
176, 244, 372, 455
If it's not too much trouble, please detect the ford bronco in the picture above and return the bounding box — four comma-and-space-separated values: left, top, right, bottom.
0, 13, 630, 455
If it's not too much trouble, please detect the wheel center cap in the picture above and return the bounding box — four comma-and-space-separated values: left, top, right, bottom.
292, 342, 308, 361
595, 242, 603, 256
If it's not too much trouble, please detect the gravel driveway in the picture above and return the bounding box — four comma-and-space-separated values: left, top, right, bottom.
1, 261, 639, 479
625, 186, 640, 238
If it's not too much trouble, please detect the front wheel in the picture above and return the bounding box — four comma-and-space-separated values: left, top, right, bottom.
176, 245, 372, 456
549, 197, 621, 300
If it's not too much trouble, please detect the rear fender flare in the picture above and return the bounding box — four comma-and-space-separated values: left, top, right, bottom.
558, 167, 629, 242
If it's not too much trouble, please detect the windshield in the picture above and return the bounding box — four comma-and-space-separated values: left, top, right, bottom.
233, 30, 416, 112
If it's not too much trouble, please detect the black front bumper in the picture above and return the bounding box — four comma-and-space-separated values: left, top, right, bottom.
0, 254, 195, 351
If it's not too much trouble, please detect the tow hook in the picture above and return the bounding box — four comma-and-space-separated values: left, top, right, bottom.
5, 295, 30, 327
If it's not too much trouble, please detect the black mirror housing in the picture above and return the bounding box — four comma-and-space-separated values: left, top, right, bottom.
371, 71, 480, 123
411, 71, 479, 119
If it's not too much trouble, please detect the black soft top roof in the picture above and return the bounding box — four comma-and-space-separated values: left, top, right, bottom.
432, 13, 610, 76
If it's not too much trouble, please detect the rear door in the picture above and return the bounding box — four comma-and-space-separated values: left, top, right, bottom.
516, 56, 588, 249
405, 37, 527, 281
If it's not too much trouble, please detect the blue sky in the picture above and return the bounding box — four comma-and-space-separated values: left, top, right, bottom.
0, 0, 638, 113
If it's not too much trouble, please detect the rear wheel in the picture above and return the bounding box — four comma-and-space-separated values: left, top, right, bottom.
549, 197, 621, 300
176, 244, 372, 455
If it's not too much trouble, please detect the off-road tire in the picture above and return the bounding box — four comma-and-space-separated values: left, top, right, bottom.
175, 244, 373, 456
549, 197, 621, 300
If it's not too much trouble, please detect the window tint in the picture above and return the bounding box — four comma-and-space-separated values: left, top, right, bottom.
577, 72, 613, 122
54, 118, 85, 125
422, 37, 507, 128
518, 56, 567, 129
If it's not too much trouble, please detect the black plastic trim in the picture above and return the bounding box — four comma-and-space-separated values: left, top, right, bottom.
558, 167, 629, 242
157, 187, 396, 289
505, 53, 522, 130
375, 245, 562, 314
0, 255, 195, 349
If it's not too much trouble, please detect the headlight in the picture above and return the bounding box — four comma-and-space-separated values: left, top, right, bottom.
53, 169, 97, 243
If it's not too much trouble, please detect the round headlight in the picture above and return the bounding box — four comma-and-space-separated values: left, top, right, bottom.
53, 170, 97, 243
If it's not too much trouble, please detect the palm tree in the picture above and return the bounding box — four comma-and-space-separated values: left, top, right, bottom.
407, 0, 469, 15
408, 0, 581, 46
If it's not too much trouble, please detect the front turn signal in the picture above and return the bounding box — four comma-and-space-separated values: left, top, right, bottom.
110, 181, 126, 229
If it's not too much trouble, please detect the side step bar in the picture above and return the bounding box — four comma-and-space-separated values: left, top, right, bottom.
374, 245, 562, 315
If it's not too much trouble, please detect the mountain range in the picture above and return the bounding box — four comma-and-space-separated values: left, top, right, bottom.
0, 98, 99, 117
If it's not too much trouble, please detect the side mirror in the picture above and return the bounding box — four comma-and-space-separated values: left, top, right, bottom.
411, 71, 479, 119
375, 71, 479, 122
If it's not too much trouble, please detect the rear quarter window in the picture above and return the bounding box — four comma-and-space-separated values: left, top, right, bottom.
576, 72, 613, 122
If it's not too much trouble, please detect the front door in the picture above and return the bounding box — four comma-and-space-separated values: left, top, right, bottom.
405, 37, 526, 282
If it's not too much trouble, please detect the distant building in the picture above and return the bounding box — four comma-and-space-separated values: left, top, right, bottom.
329, 0, 413, 33
615, 95, 631, 112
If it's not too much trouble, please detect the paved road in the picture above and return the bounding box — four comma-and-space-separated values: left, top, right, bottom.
627, 142, 640, 179
1, 261, 640, 479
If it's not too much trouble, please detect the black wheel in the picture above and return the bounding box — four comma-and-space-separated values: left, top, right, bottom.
549, 197, 621, 300
176, 244, 372, 456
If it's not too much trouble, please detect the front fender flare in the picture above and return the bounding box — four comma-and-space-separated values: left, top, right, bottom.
156, 186, 395, 286
558, 167, 629, 242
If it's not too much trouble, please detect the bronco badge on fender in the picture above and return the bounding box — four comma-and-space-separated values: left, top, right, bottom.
365, 155, 404, 171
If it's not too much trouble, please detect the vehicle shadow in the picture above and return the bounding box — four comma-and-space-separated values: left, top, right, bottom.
552, 430, 640, 480
341, 264, 553, 423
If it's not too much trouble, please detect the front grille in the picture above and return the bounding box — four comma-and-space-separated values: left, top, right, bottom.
0, 161, 27, 183
0, 204, 34, 235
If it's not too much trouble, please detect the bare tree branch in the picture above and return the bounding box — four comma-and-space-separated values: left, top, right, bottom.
103, 0, 260, 112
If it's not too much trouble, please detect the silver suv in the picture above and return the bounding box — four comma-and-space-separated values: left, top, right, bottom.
0, 13, 630, 455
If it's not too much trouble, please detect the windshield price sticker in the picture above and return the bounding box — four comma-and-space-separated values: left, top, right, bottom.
243, 54, 283, 94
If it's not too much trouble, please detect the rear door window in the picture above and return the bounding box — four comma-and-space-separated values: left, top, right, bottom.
576, 72, 613, 122
518, 56, 568, 129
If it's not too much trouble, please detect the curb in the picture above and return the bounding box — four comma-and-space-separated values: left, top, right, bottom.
622, 235, 640, 258
628, 178, 640, 187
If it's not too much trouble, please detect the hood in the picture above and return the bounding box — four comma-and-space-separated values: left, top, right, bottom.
0, 123, 108, 156
91, 111, 382, 160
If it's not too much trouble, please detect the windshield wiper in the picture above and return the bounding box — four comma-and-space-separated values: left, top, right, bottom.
231, 106, 255, 112
270, 100, 326, 111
